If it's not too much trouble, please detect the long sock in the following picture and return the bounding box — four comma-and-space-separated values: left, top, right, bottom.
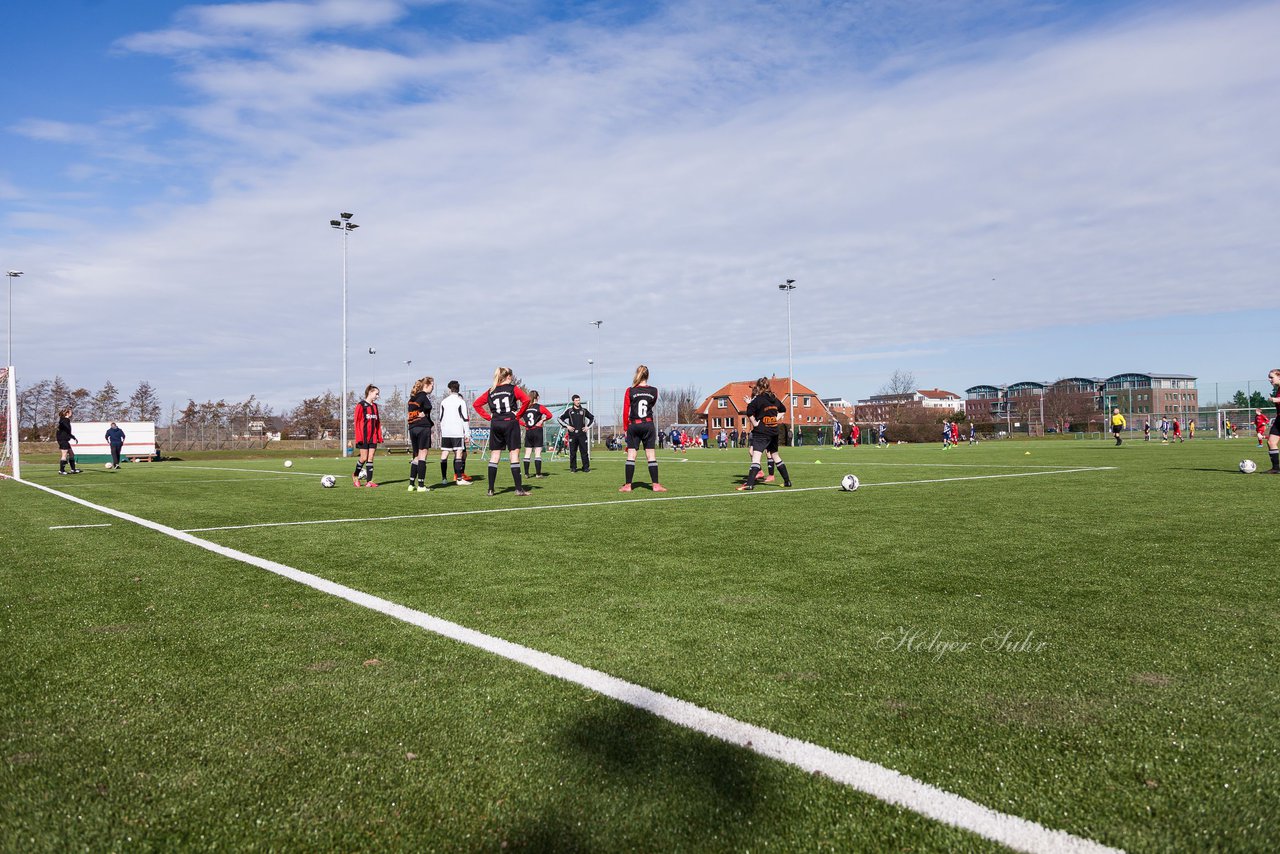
535, 458, 542, 476
355, 461, 364, 478
409, 460, 418, 484
523, 459, 530, 476
441, 459, 448, 480
512, 464, 524, 491
364, 462, 374, 482
487, 464, 497, 491
777, 462, 790, 485
625, 461, 635, 484
60, 458, 66, 472
768, 459, 776, 476
454, 458, 464, 478
1270, 450, 1278, 471
746, 463, 761, 487
648, 462, 659, 484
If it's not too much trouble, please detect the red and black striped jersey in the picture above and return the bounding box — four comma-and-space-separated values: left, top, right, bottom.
353, 400, 383, 444
474, 383, 530, 423
622, 385, 657, 429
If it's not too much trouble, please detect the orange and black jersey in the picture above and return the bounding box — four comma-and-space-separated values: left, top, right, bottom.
521, 404, 554, 429
746, 393, 786, 437
474, 383, 530, 423
407, 392, 433, 428
622, 385, 657, 429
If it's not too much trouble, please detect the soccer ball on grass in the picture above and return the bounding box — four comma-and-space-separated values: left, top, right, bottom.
284, 460, 293, 468
1239, 459, 1257, 474
840, 474, 860, 492
321, 474, 337, 488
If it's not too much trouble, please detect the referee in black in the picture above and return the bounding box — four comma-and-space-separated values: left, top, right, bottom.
559, 394, 595, 472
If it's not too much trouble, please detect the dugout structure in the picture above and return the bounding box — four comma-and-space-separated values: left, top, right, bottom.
71, 421, 159, 463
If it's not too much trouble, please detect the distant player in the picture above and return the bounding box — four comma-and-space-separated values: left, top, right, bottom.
1143, 420, 1151, 442
105, 421, 126, 470
520, 390, 554, 478
56, 407, 81, 474
1255, 409, 1270, 447
473, 367, 531, 496
351, 385, 382, 487
737, 376, 791, 490
1159, 417, 1170, 443
877, 423, 887, 446
1110, 408, 1126, 446
1265, 370, 1280, 473
406, 376, 435, 492
438, 380, 472, 485
619, 364, 666, 493
941, 420, 951, 450
1172, 418, 1182, 443
951, 421, 960, 447
1188, 419, 1195, 440
968, 422, 976, 445
851, 423, 860, 447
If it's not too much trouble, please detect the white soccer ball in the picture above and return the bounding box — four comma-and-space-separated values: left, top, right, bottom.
104, 462, 113, 469
321, 474, 337, 488
284, 460, 293, 468
840, 473, 860, 492
1239, 459, 1258, 474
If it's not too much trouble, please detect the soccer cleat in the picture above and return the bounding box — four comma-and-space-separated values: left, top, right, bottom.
651, 483, 668, 492
441, 478, 451, 486
486, 489, 495, 496
352, 475, 362, 487
514, 489, 532, 497
618, 484, 632, 493
455, 477, 472, 486
366, 482, 379, 488
408, 484, 417, 492
736, 484, 753, 491
416, 485, 430, 492
763, 475, 776, 483
783, 482, 792, 488
58, 471, 67, 475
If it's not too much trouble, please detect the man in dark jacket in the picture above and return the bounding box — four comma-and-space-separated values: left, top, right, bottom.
105, 422, 126, 469
559, 395, 595, 472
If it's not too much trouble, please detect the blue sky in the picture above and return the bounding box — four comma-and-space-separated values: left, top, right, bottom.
3, 0, 1278, 415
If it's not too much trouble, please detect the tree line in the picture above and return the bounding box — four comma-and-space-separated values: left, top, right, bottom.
13, 378, 162, 441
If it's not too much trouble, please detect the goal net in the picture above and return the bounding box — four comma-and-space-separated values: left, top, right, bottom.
1, 366, 18, 479
1215, 408, 1267, 440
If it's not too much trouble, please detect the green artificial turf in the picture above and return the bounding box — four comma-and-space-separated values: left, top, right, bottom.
2, 438, 1276, 851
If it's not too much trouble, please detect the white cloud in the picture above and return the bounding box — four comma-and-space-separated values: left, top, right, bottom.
7, 1, 1280, 407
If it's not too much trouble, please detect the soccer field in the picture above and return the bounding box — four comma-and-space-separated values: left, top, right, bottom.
2, 439, 1276, 852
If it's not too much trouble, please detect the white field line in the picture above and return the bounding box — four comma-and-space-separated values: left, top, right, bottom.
183, 467, 1114, 533
16, 475, 1121, 854
48, 523, 112, 530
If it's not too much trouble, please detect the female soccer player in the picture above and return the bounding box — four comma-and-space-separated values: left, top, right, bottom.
737, 377, 791, 490
438, 380, 472, 485
406, 376, 435, 492
520, 390, 554, 479
56, 407, 80, 474
352, 384, 382, 487
1264, 369, 1280, 473
473, 367, 531, 496
620, 365, 666, 493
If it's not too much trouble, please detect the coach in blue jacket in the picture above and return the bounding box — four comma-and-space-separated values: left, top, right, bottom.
105, 422, 126, 469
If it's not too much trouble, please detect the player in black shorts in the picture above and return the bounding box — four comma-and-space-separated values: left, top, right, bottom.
406, 376, 435, 492
521, 390, 554, 478
56, 407, 81, 474
1265, 368, 1280, 473
619, 364, 667, 493
472, 366, 532, 496
737, 376, 791, 490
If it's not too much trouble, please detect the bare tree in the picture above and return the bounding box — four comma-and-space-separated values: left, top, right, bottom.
878, 369, 917, 396
288, 392, 341, 439
89, 381, 125, 421
128, 380, 163, 422
16, 379, 51, 440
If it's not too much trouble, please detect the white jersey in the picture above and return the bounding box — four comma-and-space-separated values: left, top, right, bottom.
439, 392, 470, 439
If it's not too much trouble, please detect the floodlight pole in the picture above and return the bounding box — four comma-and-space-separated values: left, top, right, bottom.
5, 271, 22, 369
330, 213, 358, 456
403, 359, 412, 437
778, 280, 796, 445
589, 320, 602, 444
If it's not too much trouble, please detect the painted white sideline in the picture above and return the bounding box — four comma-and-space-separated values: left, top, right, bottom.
17, 476, 1122, 854
183, 466, 1115, 533
48, 523, 113, 530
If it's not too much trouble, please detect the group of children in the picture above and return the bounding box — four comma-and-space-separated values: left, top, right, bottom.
347, 365, 796, 496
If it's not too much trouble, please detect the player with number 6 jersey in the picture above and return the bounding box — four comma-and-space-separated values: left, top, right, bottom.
620, 364, 667, 493
473, 367, 532, 496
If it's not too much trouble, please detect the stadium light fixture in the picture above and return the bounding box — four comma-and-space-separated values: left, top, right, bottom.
778, 280, 796, 446
330, 213, 359, 456
6, 271, 22, 369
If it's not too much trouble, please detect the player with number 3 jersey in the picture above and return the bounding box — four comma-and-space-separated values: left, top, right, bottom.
473, 367, 532, 496
620, 364, 667, 493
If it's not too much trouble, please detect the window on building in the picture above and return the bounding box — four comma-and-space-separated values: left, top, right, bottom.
804, 396, 811, 406
717, 398, 727, 409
